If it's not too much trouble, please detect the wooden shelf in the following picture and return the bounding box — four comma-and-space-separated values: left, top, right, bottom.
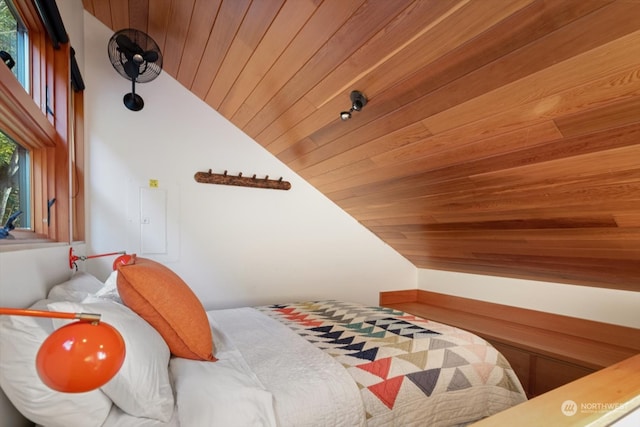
380, 290, 640, 397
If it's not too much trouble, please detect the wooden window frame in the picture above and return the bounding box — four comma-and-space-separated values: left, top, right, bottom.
0, 0, 83, 245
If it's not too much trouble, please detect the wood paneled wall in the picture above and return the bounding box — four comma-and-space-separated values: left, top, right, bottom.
83, 0, 640, 291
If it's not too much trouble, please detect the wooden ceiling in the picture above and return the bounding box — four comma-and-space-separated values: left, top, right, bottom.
82, 0, 640, 291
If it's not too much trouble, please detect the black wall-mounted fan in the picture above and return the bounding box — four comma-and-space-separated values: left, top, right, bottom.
107, 29, 162, 111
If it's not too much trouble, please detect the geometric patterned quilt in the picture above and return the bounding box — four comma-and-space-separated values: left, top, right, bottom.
259, 301, 527, 426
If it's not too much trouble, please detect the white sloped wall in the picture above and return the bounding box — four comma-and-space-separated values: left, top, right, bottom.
81, 12, 416, 309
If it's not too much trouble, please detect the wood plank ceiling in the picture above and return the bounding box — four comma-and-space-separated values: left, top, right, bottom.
82, 0, 640, 291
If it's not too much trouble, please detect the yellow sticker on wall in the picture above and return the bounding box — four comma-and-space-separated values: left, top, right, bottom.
149, 179, 159, 188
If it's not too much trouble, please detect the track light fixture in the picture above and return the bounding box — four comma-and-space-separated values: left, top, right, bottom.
340, 90, 368, 121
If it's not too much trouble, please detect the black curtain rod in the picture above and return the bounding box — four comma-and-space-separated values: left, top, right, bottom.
70, 47, 84, 92
33, 0, 69, 49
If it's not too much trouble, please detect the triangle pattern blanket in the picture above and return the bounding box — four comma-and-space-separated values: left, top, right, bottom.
258, 301, 527, 426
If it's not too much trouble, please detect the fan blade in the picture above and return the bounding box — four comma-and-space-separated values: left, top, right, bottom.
123, 59, 140, 80
116, 34, 143, 58
143, 50, 159, 63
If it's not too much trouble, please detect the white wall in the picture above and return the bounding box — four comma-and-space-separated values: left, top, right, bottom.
82, 12, 416, 309
0, 245, 75, 307
419, 269, 640, 328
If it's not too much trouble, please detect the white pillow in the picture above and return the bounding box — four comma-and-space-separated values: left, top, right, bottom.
93, 270, 122, 303
0, 299, 112, 427
48, 299, 174, 422
47, 272, 104, 302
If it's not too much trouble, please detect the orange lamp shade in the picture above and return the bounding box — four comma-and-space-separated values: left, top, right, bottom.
35, 321, 126, 393
112, 254, 134, 271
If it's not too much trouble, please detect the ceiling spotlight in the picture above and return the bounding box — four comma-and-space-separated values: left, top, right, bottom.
340, 110, 352, 120
340, 90, 368, 121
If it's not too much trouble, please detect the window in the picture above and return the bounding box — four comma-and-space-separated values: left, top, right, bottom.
1, 0, 30, 235
0, 0, 84, 245
0, 130, 29, 229
0, 0, 28, 91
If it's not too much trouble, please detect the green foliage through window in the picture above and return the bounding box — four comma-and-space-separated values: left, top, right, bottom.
0, 0, 28, 89
0, 129, 27, 228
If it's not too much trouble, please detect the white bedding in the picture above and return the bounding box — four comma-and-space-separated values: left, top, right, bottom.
172, 307, 366, 427
99, 307, 365, 427
170, 310, 276, 427
101, 406, 180, 427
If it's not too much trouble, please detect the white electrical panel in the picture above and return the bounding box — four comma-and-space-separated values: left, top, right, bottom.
139, 187, 167, 254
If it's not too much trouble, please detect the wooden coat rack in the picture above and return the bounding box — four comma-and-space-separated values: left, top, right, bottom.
194, 169, 291, 190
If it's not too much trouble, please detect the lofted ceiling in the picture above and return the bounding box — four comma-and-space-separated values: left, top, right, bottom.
82, 0, 640, 291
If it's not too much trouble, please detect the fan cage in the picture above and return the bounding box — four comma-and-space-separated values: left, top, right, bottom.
107, 29, 162, 84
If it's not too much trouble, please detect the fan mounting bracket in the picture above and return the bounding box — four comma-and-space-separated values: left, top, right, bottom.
123, 93, 144, 111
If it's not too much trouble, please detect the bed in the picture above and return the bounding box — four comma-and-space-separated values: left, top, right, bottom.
0, 258, 527, 427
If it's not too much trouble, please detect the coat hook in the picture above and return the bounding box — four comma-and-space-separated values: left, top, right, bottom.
194, 169, 291, 190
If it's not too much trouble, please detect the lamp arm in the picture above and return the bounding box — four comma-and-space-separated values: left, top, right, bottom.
69, 247, 129, 270
0, 308, 101, 322
83, 251, 126, 260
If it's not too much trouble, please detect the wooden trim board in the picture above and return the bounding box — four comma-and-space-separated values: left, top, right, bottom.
471, 354, 640, 426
